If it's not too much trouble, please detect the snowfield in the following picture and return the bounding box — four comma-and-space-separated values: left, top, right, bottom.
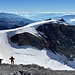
0, 20, 74, 70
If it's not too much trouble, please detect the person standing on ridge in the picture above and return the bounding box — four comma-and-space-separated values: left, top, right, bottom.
9, 56, 15, 65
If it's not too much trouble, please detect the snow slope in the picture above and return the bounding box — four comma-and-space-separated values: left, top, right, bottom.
0, 20, 74, 70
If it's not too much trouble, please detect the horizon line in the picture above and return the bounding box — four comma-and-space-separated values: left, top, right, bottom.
1, 11, 75, 14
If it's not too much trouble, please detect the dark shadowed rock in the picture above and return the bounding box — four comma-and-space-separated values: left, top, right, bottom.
36, 23, 75, 61
45, 18, 51, 21
58, 18, 66, 22
10, 32, 49, 50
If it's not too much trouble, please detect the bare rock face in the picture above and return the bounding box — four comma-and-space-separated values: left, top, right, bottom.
10, 32, 48, 50
58, 18, 66, 22
36, 23, 75, 61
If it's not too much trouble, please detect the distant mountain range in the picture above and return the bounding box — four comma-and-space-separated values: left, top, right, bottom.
1, 12, 75, 30
22, 13, 75, 25
0, 12, 34, 30
22, 13, 63, 21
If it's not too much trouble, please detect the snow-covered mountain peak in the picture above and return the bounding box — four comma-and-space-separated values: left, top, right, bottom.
54, 18, 68, 25
25, 18, 68, 28
0, 19, 75, 70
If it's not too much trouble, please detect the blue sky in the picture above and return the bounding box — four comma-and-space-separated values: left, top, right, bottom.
0, 0, 75, 12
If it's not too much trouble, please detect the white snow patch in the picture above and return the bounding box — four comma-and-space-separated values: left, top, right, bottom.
39, 32, 47, 38
73, 46, 75, 48
57, 41, 60, 44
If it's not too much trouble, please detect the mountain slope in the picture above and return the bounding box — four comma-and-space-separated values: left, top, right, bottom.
0, 20, 75, 70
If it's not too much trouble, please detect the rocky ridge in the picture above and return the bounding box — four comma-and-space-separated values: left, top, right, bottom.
0, 64, 75, 75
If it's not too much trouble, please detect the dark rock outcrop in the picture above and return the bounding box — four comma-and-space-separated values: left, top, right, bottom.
45, 18, 51, 21
36, 23, 75, 61
10, 32, 48, 50
58, 18, 66, 22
